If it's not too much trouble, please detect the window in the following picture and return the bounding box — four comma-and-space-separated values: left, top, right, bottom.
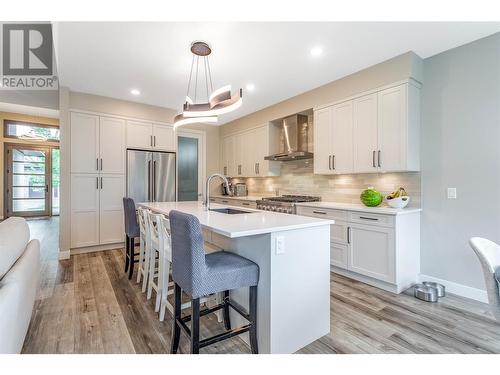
4, 120, 60, 142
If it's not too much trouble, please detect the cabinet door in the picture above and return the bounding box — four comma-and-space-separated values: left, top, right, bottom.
331, 243, 348, 269
100, 116, 126, 174
353, 93, 378, 173
254, 126, 269, 176
70, 112, 99, 174
331, 101, 354, 174
377, 84, 407, 172
331, 221, 349, 244
221, 135, 236, 177
348, 223, 395, 283
71, 174, 100, 248
153, 124, 176, 151
234, 132, 246, 177
99, 174, 125, 244
127, 121, 153, 149
313, 107, 332, 174
242, 129, 256, 177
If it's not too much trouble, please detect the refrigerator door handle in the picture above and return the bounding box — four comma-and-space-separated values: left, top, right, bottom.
147, 160, 151, 201
153, 160, 157, 201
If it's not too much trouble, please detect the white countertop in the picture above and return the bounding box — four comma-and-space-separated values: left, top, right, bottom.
295, 201, 422, 215
139, 201, 334, 238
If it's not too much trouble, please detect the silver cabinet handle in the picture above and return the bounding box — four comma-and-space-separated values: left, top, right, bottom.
238, 165, 241, 175
150, 135, 153, 147
147, 160, 151, 201
221, 200, 229, 203
96, 176, 99, 189
378, 150, 381, 168
347, 226, 351, 244
153, 160, 156, 201
100, 177, 103, 189
328, 155, 332, 170
313, 210, 327, 215
257, 162, 259, 174
223, 166, 227, 175
254, 163, 257, 174
332, 154, 335, 170
100, 158, 103, 171
96, 158, 99, 171
242, 202, 250, 206
154, 135, 156, 147
372, 151, 376, 168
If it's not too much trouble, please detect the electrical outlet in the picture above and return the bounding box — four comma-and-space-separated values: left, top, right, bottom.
447, 188, 457, 199
276, 236, 285, 255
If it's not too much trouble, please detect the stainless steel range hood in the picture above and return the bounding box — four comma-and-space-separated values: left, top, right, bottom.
264, 114, 313, 161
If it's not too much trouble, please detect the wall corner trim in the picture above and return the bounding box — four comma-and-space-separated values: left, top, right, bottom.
58, 250, 71, 260
418, 274, 488, 303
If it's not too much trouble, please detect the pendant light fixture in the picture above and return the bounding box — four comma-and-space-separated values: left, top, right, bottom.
173, 41, 243, 128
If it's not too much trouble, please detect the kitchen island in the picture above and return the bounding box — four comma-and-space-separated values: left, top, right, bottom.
139, 201, 333, 354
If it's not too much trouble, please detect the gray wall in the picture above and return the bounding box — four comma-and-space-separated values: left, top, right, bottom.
421, 32, 500, 289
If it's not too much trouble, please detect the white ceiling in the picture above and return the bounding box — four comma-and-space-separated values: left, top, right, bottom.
54, 22, 500, 124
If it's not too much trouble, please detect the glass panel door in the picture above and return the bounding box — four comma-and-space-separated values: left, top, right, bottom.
5, 145, 51, 217
52, 148, 60, 215
177, 136, 199, 201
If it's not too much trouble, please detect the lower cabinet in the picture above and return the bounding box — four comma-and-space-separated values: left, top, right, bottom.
70, 173, 125, 248
296, 205, 420, 293
209, 197, 257, 209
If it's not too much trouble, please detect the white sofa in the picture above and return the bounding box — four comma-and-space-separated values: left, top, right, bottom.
0, 217, 40, 353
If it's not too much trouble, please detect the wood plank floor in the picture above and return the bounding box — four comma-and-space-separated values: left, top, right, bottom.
22, 218, 500, 354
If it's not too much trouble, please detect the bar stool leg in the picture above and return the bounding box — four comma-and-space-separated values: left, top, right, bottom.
190, 298, 200, 354
223, 290, 231, 330
124, 235, 130, 273
128, 237, 135, 279
249, 285, 258, 354
170, 283, 181, 354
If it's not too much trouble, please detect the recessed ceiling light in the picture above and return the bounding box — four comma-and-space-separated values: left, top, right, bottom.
310, 46, 323, 57
246, 83, 255, 91
130, 89, 140, 96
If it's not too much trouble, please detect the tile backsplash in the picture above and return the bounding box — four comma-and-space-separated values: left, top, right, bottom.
230, 160, 421, 207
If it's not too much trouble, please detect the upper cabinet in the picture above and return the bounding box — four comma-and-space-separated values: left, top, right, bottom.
126, 120, 176, 151
221, 124, 280, 178
314, 81, 421, 174
70, 112, 125, 174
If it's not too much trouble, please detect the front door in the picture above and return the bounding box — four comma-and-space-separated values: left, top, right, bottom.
5, 145, 51, 217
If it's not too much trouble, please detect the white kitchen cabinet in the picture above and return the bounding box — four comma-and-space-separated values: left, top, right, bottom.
353, 93, 378, 173
314, 80, 421, 175
99, 174, 125, 244
296, 204, 420, 294
253, 125, 270, 177
126, 120, 153, 149
153, 124, 176, 151
99, 116, 126, 174
221, 135, 236, 177
313, 107, 332, 174
348, 223, 395, 283
70, 112, 99, 174
70, 174, 100, 248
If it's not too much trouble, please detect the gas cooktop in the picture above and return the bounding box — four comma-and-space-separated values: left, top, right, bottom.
256, 195, 321, 214
261, 195, 321, 203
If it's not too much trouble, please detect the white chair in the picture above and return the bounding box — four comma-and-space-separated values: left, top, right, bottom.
469, 237, 500, 321
146, 211, 164, 312
136, 207, 150, 292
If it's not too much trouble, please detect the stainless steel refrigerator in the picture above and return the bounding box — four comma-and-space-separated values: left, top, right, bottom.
126, 149, 176, 203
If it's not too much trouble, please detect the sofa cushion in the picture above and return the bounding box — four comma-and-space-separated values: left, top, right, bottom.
0, 217, 30, 279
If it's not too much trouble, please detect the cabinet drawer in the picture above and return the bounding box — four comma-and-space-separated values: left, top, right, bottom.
235, 200, 257, 209
348, 212, 394, 227
330, 242, 348, 269
296, 206, 348, 221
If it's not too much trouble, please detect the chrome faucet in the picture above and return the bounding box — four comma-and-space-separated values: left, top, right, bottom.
204, 173, 231, 211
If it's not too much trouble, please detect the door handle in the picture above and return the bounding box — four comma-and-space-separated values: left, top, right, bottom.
96, 158, 99, 171
153, 160, 157, 201
100, 177, 103, 189
154, 136, 156, 147
332, 154, 335, 170
359, 216, 379, 221
347, 227, 351, 244
45, 184, 49, 193
378, 150, 381, 168
372, 151, 376, 168
147, 160, 151, 201
328, 155, 332, 170
312, 210, 327, 215
96, 177, 99, 190
100, 158, 103, 171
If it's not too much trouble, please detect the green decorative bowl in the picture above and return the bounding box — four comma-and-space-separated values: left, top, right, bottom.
360, 186, 383, 207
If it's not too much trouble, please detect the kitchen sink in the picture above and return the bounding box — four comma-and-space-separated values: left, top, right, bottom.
209, 208, 252, 215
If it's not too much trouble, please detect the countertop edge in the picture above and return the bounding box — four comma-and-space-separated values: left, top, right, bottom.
295, 202, 422, 215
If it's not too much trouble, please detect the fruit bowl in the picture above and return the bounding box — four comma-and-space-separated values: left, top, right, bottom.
387, 196, 410, 208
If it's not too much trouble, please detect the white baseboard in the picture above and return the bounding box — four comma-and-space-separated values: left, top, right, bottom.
58, 250, 70, 260
418, 274, 488, 303
70, 242, 124, 256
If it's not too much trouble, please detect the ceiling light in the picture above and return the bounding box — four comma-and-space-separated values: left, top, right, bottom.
130, 89, 140, 96
310, 46, 323, 57
173, 41, 243, 128
246, 83, 255, 91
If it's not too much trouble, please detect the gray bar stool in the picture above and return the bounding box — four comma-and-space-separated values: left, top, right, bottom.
169, 210, 259, 354
123, 197, 140, 279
